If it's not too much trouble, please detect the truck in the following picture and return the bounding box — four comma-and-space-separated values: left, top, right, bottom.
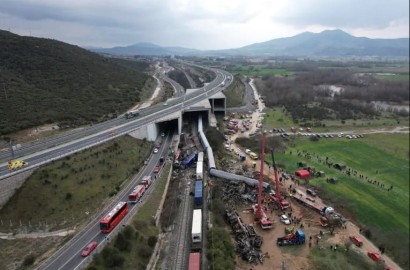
128, 185, 145, 203
194, 181, 203, 207
277, 229, 305, 246
140, 175, 152, 188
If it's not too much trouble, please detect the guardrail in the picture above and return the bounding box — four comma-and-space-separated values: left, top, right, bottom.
1, 67, 232, 181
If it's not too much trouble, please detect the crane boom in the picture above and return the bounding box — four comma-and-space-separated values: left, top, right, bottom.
252, 131, 272, 229
270, 150, 290, 210
255, 132, 266, 219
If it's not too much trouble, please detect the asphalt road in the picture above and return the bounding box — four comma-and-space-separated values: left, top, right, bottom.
226, 77, 256, 113
39, 134, 173, 270
0, 66, 233, 180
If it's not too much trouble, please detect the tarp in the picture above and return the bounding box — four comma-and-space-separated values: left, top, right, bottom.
295, 169, 310, 180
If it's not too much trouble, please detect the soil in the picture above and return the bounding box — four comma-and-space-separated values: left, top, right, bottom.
223, 87, 403, 270
5, 124, 60, 145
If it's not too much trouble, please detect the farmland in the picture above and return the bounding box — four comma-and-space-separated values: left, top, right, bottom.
263, 134, 409, 267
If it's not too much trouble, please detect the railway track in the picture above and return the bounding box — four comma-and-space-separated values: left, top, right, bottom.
173, 175, 193, 270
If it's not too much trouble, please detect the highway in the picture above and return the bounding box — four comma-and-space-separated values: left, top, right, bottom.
0, 65, 233, 180
37, 63, 231, 270
39, 133, 173, 270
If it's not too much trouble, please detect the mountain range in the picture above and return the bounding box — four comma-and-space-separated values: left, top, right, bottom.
89, 29, 409, 58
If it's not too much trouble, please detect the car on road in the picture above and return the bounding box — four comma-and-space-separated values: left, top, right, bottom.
7, 160, 28, 170
81, 241, 98, 257
153, 166, 161, 173
161, 132, 165, 137
153, 148, 159, 154
280, 214, 290, 225
367, 251, 382, 262
306, 189, 317, 197
349, 236, 363, 247
245, 149, 251, 154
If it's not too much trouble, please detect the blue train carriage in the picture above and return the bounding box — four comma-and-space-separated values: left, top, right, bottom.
194, 180, 203, 207
181, 152, 198, 169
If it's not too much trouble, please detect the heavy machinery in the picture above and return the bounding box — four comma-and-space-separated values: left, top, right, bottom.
277, 229, 305, 246
269, 150, 290, 210
7, 160, 27, 170
252, 131, 273, 229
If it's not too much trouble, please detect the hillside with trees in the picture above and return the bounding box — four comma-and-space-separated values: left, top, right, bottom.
0, 30, 151, 135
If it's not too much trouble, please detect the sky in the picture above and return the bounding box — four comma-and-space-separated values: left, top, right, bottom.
0, 0, 408, 50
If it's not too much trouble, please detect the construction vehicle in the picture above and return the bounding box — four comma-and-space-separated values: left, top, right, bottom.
252, 132, 273, 229
277, 229, 305, 246
7, 160, 27, 170
269, 150, 290, 210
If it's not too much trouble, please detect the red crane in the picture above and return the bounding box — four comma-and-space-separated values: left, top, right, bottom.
270, 150, 290, 211
253, 131, 273, 229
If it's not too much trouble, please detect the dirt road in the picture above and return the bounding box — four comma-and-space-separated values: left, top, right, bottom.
224, 82, 404, 270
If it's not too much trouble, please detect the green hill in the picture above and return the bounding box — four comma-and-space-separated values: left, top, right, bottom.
0, 30, 150, 135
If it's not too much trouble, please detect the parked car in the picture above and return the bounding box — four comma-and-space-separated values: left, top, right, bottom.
245, 149, 251, 154
349, 236, 363, 247
81, 241, 98, 257
306, 189, 317, 197
280, 214, 290, 225
367, 252, 382, 262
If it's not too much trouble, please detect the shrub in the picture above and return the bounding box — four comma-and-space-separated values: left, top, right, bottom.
65, 192, 72, 200
114, 232, 132, 252
22, 254, 35, 266
147, 236, 157, 248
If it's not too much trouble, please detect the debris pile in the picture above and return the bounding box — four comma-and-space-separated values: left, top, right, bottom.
225, 207, 265, 265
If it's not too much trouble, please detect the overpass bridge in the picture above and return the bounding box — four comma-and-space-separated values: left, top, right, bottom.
0, 64, 232, 181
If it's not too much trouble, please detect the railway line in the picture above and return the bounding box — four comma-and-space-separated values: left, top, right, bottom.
173, 175, 193, 270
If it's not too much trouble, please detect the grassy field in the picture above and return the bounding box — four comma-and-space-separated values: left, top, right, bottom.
309, 246, 387, 270
374, 74, 409, 81
223, 77, 246, 107
0, 136, 152, 233
268, 137, 409, 232
88, 164, 171, 270
261, 106, 409, 132
0, 236, 70, 270
262, 107, 295, 127
261, 134, 409, 267
228, 64, 293, 77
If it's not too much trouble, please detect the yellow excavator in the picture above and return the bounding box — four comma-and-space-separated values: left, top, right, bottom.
7, 160, 28, 170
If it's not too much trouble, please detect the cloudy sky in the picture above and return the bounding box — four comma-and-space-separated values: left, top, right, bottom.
0, 0, 408, 49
